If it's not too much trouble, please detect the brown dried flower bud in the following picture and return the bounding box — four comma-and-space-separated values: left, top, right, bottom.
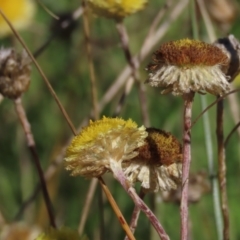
123, 128, 182, 193
0, 48, 31, 99
214, 34, 240, 82
161, 171, 211, 204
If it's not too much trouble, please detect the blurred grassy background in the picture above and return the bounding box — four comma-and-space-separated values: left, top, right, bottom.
0, 0, 240, 239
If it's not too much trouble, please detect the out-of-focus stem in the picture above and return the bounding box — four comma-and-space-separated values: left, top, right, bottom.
115, 22, 149, 126
181, 92, 194, 240
14, 97, 56, 228
216, 97, 230, 240
78, 178, 98, 235
201, 96, 223, 240
82, 2, 99, 120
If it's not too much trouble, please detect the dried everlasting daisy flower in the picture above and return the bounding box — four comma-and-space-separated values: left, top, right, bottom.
65, 116, 147, 177
0, 48, 31, 99
86, 0, 148, 20
65, 118, 170, 238
146, 38, 230, 96
124, 128, 182, 193
0, 0, 36, 37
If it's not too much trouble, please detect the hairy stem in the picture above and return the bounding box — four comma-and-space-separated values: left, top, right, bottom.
216, 97, 230, 240
181, 92, 194, 240
111, 161, 169, 240
124, 188, 145, 240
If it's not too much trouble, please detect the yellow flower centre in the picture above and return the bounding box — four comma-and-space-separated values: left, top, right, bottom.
69, 116, 137, 149
0, 0, 32, 23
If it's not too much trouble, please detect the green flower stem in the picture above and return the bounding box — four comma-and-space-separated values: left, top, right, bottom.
181, 92, 195, 240
110, 160, 169, 240
14, 97, 56, 228
201, 96, 223, 240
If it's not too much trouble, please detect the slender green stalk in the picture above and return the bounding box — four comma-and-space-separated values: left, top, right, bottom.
201, 96, 223, 240
191, 0, 223, 238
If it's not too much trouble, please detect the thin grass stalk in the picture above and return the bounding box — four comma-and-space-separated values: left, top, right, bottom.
216, 97, 230, 240
14, 97, 56, 228
97, 177, 136, 240
191, 89, 240, 128
78, 178, 98, 235
82, 1, 99, 120
139, 2, 171, 61
201, 96, 223, 240
98, 184, 105, 240
227, 88, 240, 142
191, 1, 222, 238
181, 92, 194, 240
115, 22, 149, 126
224, 120, 240, 147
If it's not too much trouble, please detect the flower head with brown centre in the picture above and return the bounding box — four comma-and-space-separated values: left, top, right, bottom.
87, 0, 148, 21
65, 116, 148, 178
0, 48, 31, 99
123, 128, 182, 192
146, 39, 230, 96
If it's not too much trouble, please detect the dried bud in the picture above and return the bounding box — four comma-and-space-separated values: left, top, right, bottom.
214, 35, 240, 82
0, 48, 31, 99
161, 171, 211, 204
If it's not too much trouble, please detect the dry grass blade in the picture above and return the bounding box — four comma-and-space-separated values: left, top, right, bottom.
97, 177, 136, 240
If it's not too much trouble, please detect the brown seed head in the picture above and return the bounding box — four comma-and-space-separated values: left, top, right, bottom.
147, 39, 229, 72
136, 128, 182, 166
0, 48, 31, 99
